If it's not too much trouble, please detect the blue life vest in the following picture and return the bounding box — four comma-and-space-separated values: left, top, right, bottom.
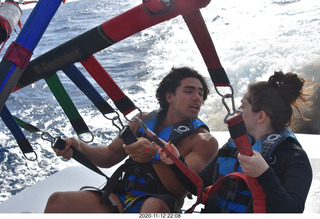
120, 110, 209, 197
138, 116, 209, 143
211, 130, 299, 213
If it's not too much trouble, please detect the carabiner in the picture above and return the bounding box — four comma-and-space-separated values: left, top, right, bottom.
134, 117, 165, 147
214, 85, 242, 123
40, 131, 58, 148
103, 111, 121, 121
222, 94, 242, 123
112, 113, 125, 133
124, 107, 143, 123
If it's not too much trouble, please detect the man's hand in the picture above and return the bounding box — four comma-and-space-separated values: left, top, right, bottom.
53, 137, 80, 160
123, 138, 159, 163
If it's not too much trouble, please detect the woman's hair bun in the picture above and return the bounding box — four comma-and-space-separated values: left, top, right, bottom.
268, 71, 304, 104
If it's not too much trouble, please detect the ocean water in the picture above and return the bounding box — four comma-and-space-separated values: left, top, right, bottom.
0, 0, 320, 204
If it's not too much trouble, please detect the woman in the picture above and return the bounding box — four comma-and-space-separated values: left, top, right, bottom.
158, 71, 313, 213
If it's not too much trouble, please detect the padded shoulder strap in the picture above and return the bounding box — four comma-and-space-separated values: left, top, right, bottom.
203, 172, 266, 213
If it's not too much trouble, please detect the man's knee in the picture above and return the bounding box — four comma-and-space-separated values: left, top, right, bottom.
140, 197, 170, 213
44, 192, 68, 213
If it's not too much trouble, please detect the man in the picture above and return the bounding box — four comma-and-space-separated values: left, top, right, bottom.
44, 67, 218, 213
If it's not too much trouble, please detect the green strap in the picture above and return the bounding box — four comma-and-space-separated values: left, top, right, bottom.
13, 116, 41, 133
45, 73, 92, 142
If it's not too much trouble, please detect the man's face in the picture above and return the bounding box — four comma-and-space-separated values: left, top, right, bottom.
166, 77, 204, 120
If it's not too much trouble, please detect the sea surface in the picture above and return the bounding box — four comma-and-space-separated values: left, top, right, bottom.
1, 0, 320, 206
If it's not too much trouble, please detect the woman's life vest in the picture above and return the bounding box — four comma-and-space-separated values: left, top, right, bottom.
202, 130, 299, 213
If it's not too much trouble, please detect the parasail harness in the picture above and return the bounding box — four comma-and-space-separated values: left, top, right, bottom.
0, 0, 266, 213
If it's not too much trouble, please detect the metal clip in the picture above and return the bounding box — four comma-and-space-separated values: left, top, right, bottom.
112, 113, 125, 133
215, 85, 242, 123
124, 107, 142, 123
40, 131, 58, 148
134, 117, 165, 147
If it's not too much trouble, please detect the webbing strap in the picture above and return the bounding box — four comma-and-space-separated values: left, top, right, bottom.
63, 64, 115, 116
226, 114, 266, 213
226, 114, 252, 156
81, 55, 136, 116
15, 0, 64, 51
11, 114, 108, 177
166, 150, 204, 213
119, 126, 204, 213
45, 73, 91, 141
13, 115, 41, 133
183, 10, 229, 87
53, 137, 108, 179
0, 105, 37, 161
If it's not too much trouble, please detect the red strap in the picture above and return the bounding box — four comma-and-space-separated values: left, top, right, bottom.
81, 55, 136, 116
100, 0, 210, 43
203, 172, 266, 213
3, 41, 33, 70
182, 10, 230, 87
161, 146, 204, 213
226, 114, 253, 156
225, 114, 266, 213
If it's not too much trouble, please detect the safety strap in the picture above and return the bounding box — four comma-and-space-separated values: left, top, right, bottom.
118, 126, 204, 213
12, 114, 108, 178
226, 114, 266, 213
53, 137, 108, 179
202, 172, 259, 211
81, 55, 137, 117
63, 64, 115, 116
0, 105, 37, 161
183, 10, 229, 87
226, 114, 253, 156
13, 115, 42, 133
45, 73, 93, 142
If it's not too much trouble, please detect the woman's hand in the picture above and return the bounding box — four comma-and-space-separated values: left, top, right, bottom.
238, 150, 269, 178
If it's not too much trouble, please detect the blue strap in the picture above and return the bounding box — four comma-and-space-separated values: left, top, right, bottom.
15, 0, 63, 51
63, 64, 115, 116
0, 105, 37, 160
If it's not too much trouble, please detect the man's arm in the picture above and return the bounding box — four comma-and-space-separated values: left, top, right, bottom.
53, 116, 143, 168
124, 128, 218, 197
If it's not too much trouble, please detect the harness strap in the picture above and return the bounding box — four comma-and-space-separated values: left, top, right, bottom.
81, 55, 137, 116
226, 114, 266, 213
13, 115, 41, 133
63, 64, 115, 116
119, 125, 204, 213
45, 73, 93, 142
53, 137, 108, 179
100, 162, 134, 203
217, 146, 238, 158
182, 10, 229, 87
226, 114, 252, 156
11, 113, 108, 177
0, 105, 37, 161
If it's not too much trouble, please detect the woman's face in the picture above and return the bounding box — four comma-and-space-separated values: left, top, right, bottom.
239, 92, 260, 136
